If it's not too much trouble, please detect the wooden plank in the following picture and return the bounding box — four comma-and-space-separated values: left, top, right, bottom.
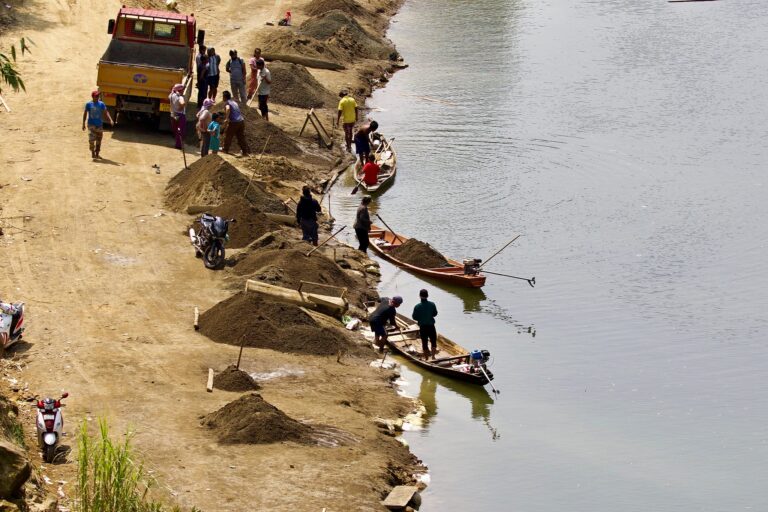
382, 486, 418, 509
206, 368, 214, 392
245, 280, 347, 316
194, 306, 200, 331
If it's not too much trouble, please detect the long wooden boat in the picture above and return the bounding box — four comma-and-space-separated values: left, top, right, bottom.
367, 304, 494, 386
355, 135, 396, 193
368, 226, 487, 288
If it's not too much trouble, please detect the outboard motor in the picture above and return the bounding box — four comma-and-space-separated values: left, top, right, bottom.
463, 258, 482, 275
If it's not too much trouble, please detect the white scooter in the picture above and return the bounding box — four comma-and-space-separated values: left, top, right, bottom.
0, 301, 25, 353
36, 392, 68, 463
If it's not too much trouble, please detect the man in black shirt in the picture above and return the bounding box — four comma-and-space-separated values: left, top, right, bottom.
296, 186, 322, 245
369, 296, 403, 351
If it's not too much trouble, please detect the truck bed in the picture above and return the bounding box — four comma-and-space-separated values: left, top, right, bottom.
99, 39, 190, 70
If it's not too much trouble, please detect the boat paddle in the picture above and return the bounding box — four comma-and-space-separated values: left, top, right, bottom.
477, 234, 521, 271
481, 270, 536, 287
374, 213, 406, 245
379, 346, 388, 369
479, 365, 500, 395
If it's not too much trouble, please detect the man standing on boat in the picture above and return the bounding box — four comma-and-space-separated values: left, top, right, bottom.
354, 121, 378, 165
412, 289, 438, 360
369, 296, 403, 351
354, 195, 373, 252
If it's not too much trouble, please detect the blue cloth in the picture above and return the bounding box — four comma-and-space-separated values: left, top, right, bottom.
85, 101, 106, 127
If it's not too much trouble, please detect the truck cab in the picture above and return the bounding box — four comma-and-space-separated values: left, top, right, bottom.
96, 7, 202, 129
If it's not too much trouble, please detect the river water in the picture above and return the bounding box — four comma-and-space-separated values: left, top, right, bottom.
329, 0, 768, 510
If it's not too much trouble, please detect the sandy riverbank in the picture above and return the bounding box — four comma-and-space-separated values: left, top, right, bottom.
0, 0, 426, 510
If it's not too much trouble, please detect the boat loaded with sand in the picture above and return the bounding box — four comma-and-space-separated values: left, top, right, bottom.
355, 135, 397, 193
368, 224, 487, 288
366, 304, 495, 386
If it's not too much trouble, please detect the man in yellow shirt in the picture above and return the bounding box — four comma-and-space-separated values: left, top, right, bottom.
336, 89, 358, 152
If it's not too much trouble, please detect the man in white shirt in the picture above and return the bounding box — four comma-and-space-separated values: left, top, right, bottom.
256, 59, 271, 121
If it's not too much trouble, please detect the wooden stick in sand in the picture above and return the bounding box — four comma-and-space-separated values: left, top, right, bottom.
305, 225, 346, 257
194, 306, 199, 330
206, 369, 214, 392
243, 135, 272, 198
237, 334, 246, 370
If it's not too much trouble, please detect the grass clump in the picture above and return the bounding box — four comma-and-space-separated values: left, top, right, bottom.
76, 418, 199, 512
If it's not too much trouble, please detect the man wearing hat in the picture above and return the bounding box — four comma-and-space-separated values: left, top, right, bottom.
336, 89, 358, 152
368, 296, 403, 351
412, 289, 438, 360
196, 98, 214, 157
82, 90, 114, 159
169, 83, 187, 149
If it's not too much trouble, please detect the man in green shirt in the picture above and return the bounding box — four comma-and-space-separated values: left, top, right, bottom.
412, 289, 438, 360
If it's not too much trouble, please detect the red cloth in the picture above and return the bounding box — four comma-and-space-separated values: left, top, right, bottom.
363, 162, 380, 186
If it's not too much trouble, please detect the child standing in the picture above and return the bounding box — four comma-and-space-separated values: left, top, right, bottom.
208, 112, 222, 154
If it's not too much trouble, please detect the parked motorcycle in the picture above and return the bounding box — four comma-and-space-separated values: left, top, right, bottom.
0, 301, 25, 354
189, 214, 234, 269
36, 392, 68, 463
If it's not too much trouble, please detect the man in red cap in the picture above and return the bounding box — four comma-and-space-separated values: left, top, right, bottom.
368, 296, 403, 351
82, 90, 114, 159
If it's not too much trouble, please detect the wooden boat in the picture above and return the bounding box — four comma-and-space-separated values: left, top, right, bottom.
355, 135, 396, 193
367, 304, 494, 386
368, 226, 487, 288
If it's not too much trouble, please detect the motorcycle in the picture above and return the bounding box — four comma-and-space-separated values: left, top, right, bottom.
189, 214, 234, 269
0, 301, 25, 354
36, 392, 68, 463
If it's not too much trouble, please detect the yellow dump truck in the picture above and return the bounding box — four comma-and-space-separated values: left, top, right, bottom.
96, 7, 202, 129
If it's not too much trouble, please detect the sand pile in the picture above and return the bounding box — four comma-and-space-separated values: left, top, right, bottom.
390, 238, 450, 268
207, 102, 302, 157
165, 155, 287, 213
268, 62, 336, 108
261, 32, 346, 64
243, 156, 314, 182
206, 197, 281, 248
213, 365, 260, 392
300, 10, 393, 60
199, 292, 359, 356
201, 393, 313, 444
304, 0, 383, 28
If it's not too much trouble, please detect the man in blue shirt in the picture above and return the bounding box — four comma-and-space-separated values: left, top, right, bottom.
82, 90, 114, 159
412, 289, 438, 359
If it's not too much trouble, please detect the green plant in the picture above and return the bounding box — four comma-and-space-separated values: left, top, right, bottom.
76, 418, 166, 512
0, 37, 32, 93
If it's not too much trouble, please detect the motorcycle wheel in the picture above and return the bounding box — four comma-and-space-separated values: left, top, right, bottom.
43, 444, 56, 463
203, 241, 225, 269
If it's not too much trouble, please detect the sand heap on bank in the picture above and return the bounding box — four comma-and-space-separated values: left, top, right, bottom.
206, 197, 281, 248
199, 292, 362, 356
268, 62, 336, 109
261, 8, 393, 64
213, 365, 260, 392
242, 155, 315, 183
230, 247, 371, 305
300, 10, 394, 60
206, 103, 302, 157
390, 238, 450, 268
165, 154, 287, 213
201, 393, 313, 444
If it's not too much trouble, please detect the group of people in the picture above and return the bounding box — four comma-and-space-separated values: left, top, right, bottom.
369, 290, 440, 360
189, 46, 272, 156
